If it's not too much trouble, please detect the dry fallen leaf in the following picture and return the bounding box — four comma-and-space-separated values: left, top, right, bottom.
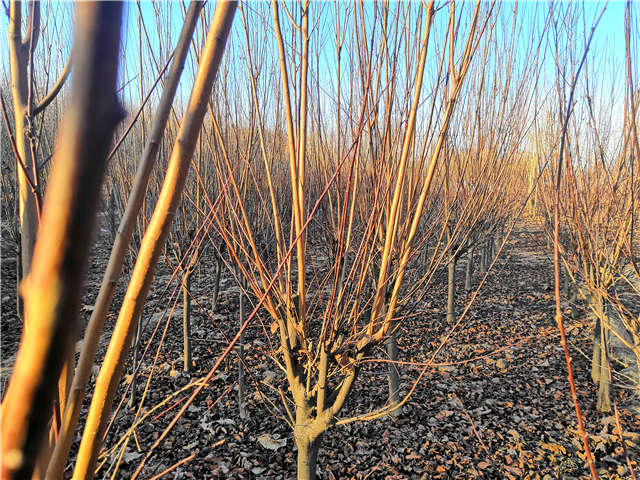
122, 450, 142, 464
257, 433, 287, 451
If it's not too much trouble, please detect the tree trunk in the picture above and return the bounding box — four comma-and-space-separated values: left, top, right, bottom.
16, 231, 22, 320
489, 235, 495, 262
465, 244, 474, 292
128, 314, 142, 407
385, 322, 401, 417
591, 299, 611, 413
183, 270, 192, 373
9, 0, 40, 286
47, 5, 205, 477
72, 4, 237, 477
295, 432, 322, 480
211, 254, 222, 312
108, 186, 117, 243
597, 334, 611, 413
447, 256, 456, 324
237, 279, 247, 419
0, 4, 124, 477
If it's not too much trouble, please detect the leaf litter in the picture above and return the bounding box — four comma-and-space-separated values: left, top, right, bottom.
1, 225, 638, 478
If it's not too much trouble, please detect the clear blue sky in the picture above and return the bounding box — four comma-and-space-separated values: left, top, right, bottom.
0, 1, 634, 124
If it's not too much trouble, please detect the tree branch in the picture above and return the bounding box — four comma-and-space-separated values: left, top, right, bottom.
32, 53, 72, 116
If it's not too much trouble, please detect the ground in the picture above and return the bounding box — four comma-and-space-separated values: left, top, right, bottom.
1, 221, 639, 479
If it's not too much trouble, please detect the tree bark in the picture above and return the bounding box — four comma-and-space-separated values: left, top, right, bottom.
211, 252, 222, 311
183, 270, 192, 372
447, 256, 457, 324
8, 0, 40, 292
465, 244, 474, 292
72, 4, 237, 478
0, 3, 124, 478
294, 405, 324, 480
238, 279, 247, 419
128, 314, 142, 408
591, 299, 611, 413
15, 229, 22, 319
385, 322, 401, 417
296, 435, 322, 480
46, 4, 204, 477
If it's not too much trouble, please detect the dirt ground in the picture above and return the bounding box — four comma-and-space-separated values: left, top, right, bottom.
1, 222, 639, 479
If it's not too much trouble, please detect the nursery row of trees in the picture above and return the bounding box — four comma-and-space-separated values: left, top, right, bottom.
0, 1, 638, 479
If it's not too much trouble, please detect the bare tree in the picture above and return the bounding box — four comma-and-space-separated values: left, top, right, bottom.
71, 3, 237, 478
207, 2, 494, 477
46, 5, 205, 476
0, 3, 124, 478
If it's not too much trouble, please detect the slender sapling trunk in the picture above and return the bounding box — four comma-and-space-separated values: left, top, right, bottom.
465, 244, 474, 292
238, 278, 247, 419
385, 322, 402, 417
447, 255, 457, 324
183, 269, 192, 372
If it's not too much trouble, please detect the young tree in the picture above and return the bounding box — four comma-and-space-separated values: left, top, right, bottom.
0, 3, 124, 478
46, 4, 205, 475
539, 2, 609, 476
537, 2, 639, 419
208, 2, 494, 477
71, 3, 237, 478
7, 0, 72, 291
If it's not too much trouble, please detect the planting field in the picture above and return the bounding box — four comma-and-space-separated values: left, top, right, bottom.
2, 223, 639, 479
1, 2, 639, 479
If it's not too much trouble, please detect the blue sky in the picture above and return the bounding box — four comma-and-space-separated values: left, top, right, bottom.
0, 1, 634, 133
